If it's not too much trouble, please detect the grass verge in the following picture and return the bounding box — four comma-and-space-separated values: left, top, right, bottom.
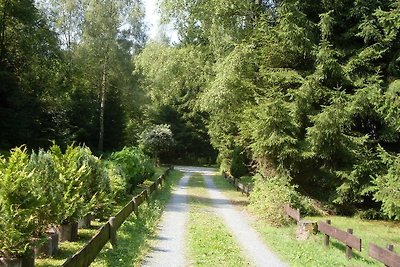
91, 169, 183, 267
211, 174, 400, 267
35, 169, 182, 267
187, 173, 252, 267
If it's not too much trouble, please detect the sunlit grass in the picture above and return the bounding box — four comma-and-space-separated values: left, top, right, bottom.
187, 173, 252, 267
211, 174, 400, 267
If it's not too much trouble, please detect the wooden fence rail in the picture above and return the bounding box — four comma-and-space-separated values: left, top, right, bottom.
284, 204, 301, 222
222, 172, 252, 196
318, 220, 361, 259
369, 244, 400, 267
62, 167, 172, 267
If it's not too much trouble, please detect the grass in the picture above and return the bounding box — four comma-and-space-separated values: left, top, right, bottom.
91, 169, 183, 267
187, 173, 252, 267
35, 221, 103, 266
211, 174, 400, 267
36, 169, 182, 267
238, 175, 254, 187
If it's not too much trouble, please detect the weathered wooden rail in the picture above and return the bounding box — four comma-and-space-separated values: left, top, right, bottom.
62, 168, 171, 267
369, 243, 400, 267
284, 204, 301, 222
318, 220, 362, 259
222, 172, 252, 196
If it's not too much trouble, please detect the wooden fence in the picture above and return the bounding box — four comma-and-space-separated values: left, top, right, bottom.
284, 204, 301, 222
283, 205, 400, 265
318, 220, 362, 259
62, 168, 171, 267
369, 244, 400, 267
222, 172, 252, 196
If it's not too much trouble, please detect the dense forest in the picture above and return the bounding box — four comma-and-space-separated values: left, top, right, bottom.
1, 0, 400, 220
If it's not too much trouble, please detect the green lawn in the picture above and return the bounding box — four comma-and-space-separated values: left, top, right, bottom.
36, 169, 182, 267
211, 174, 400, 267
187, 173, 252, 267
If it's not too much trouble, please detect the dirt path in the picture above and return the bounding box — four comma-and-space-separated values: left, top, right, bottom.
141, 172, 190, 267
142, 166, 287, 267
203, 175, 287, 267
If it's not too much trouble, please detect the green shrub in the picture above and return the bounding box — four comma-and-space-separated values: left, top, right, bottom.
28, 149, 63, 229
49, 144, 111, 223
0, 147, 45, 257
106, 160, 128, 201
139, 124, 175, 164
372, 146, 400, 220
110, 147, 154, 192
0, 144, 112, 257
78, 147, 111, 217
249, 173, 303, 227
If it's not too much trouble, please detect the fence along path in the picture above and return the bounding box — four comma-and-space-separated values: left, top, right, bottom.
62, 168, 171, 267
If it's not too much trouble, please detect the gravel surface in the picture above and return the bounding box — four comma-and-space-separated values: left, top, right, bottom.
141, 172, 190, 267
142, 166, 287, 267
203, 173, 288, 267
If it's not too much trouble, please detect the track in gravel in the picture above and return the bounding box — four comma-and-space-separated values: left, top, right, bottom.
142, 166, 287, 267
141, 172, 190, 267
203, 175, 287, 267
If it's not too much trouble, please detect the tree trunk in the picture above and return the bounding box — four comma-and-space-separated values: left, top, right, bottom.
98, 60, 107, 152
0, 0, 9, 68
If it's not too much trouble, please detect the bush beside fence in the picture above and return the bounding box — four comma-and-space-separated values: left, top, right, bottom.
62, 168, 171, 267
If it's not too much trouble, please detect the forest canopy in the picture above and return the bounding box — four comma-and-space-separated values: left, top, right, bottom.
1, 0, 400, 218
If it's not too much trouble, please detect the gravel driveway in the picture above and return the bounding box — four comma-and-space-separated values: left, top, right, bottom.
142, 166, 287, 267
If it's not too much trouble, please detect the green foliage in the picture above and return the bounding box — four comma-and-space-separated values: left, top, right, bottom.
0, 143, 114, 256
110, 147, 154, 192
249, 174, 302, 227
372, 146, 400, 219
50, 144, 111, 223
105, 161, 128, 202
229, 146, 248, 178
139, 124, 175, 162
28, 149, 63, 230
0, 147, 44, 257
241, 97, 299, 170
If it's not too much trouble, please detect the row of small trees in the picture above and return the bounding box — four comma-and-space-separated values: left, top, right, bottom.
0, 144, 153, 260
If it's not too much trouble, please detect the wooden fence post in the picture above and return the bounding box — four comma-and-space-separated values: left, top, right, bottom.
385, 245, 393, 267
346, 229, 353, 259
109, 217, 117, 248
133, 198, 139, 218
324, 220, 331, 247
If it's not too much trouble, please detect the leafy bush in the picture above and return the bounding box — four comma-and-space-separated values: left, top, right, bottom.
28, 149, 63, 229
0, 144, 112, 257
0, 147, 44, 257
106, 160, 128, 201
249, 173, 306, 227
139, 124, 174, 164
110, 147, 154, 193
77, 147, 111, 217
50, 144, 110, 224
